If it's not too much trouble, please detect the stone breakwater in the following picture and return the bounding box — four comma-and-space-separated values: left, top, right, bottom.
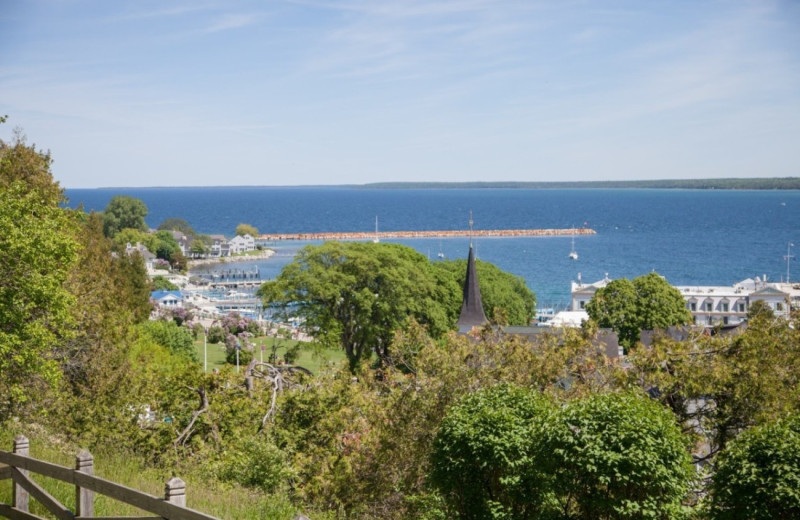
259, 228, 596, 241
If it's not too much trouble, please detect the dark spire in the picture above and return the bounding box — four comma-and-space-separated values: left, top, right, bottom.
457, 243, 488, 332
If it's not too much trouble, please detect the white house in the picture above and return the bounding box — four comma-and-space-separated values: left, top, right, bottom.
228, 234, 256, 254
209, 235, 230, 257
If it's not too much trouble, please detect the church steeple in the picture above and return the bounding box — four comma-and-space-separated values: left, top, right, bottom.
457, 214, 488, 332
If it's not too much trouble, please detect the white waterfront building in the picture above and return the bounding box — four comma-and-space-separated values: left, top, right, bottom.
228, 234, 256, 254
571, 274, 799, 327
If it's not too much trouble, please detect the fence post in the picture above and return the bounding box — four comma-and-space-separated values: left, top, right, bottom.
165, 477, 186, 509
75, 450, 94, 517
12, 435, 29, 512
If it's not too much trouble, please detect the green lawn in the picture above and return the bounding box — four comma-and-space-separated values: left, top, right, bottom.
194, 335, 346, 375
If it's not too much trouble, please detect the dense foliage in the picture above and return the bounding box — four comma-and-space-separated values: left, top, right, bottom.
235, 223, 259, 236
586, 272, 692, 350
432, 258, 536, 325
260, 242, 536, 371
430, 384, 555, 520
259, 242, 456, 370
102, 195, 149, 237
708, 414, 800, 519
3, 123, 800, 520
158, 217, 195, 236
543, 392, 693, 520
0, 131, 79, 419
431, 387, 692, 520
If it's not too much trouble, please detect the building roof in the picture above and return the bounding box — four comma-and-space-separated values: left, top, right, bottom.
750, 286, 789, 297
456, 244, 488, 332
150, 290, 183, 301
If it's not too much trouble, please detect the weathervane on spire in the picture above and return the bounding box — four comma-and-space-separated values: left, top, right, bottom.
469, 210, 474, 247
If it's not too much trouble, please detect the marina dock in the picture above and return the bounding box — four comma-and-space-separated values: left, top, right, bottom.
259, 227, 596, 241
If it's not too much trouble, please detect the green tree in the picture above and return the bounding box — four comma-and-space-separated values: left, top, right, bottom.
625, 304, 800, 461
430, 384, 555, 520
112, 227, 156, 251
190, 236, 210, 256
633, 272, 693, 332
587, 273, 691, 350
152, 275, 178, 291
0, 126, 63, 201
586, 278, 639, 347
747, 299, 774, 321
235, 223, 259, 236
542, 391, 693, 520
137, 320, 197, 362
153, 230, 182, 263
708, 414, 800, 520
158, 218, 194, 236
113, 250, 153, 323
0, 132, 80, 419
60, 213, 147, 387
259, 242, 453, 371
433, 259, 536, 325
102, 195, 148, 237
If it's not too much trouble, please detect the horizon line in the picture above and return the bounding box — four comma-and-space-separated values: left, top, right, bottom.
65, 176, 800, 190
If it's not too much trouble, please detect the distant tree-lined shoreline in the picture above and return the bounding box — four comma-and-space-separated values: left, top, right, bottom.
361, 177, 800, 190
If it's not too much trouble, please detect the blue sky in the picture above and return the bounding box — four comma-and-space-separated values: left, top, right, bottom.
1, 0, 799, 188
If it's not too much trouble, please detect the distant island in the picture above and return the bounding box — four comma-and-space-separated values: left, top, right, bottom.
361, 178, 800, 190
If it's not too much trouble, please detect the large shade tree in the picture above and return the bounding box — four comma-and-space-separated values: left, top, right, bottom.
259, 242, 454, 370
586, 272, 691, 350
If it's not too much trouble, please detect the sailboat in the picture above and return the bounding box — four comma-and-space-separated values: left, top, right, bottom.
373, 216, 380, 243
437, 241, 445, 259
568, 235, 578, 260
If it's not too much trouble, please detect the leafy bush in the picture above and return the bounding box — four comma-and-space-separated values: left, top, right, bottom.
225, 334, 253, 365
207, 325, 225, 344
216, 436, 292, 491
543, 391, 693, 520
430, 384, 555, 520
138, 320, 197, 362
151, 275, 178, 291
708, 414, 800, 520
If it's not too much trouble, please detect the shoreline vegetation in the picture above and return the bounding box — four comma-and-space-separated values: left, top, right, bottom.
360, 177, 800, 190
88, 177, 800, 190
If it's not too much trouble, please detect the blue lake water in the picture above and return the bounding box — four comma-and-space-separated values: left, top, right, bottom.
65, 187, 800, 307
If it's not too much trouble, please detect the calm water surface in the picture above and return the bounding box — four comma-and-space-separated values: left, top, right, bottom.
66, 187, 800, 306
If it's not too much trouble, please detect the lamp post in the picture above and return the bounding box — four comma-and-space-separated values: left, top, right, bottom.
203, 326, 208, 373
235, 338, 241, 373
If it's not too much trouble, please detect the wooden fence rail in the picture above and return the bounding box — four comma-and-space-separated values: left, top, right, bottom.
0, 436, 221, 520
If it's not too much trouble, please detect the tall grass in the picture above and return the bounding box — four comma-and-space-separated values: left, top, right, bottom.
0, 426, 321, 520
195, 337, 346, 374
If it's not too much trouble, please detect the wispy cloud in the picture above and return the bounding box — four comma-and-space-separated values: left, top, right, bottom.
203, 13, 262, 33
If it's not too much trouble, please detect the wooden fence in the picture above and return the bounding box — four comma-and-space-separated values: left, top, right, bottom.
0, 436, 221, 520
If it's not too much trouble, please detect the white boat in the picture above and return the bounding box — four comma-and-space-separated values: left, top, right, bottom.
437, 241, 445, 259
568, 236, 578, 260
373, 216, 380, 243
